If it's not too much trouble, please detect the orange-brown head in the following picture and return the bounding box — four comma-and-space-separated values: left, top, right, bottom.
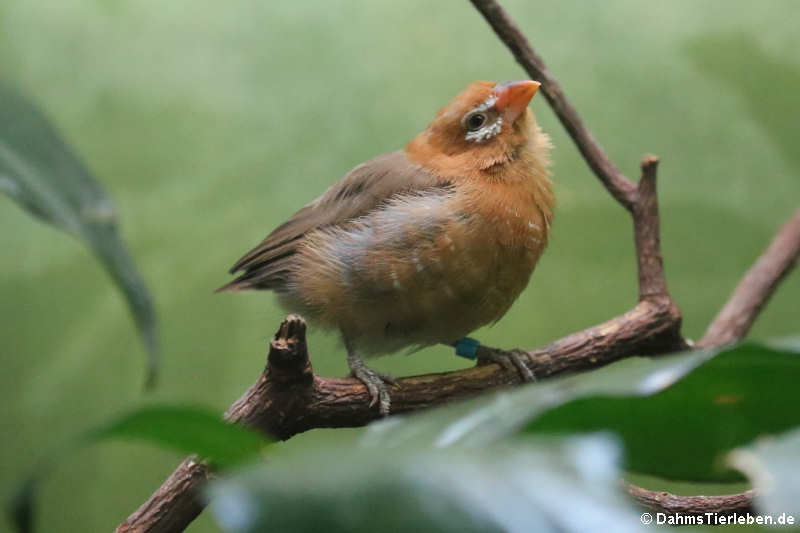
406, 80, 546, 180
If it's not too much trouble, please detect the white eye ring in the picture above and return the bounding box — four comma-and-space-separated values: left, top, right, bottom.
464, 115, 503, 143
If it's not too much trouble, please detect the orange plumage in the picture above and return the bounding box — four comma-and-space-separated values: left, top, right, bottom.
221, 80, 554, 414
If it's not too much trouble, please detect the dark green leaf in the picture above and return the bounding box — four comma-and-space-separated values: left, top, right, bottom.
525, 343, 800, 481
730, 428, 800, 521
209, 435, 662, 533
90, 405, 268, 468
0, 82, 158, 386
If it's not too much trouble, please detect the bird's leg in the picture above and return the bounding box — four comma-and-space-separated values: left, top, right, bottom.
452, 338, 535, 382
346, 342, 393, 416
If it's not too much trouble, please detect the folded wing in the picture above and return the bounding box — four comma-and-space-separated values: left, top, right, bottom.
219, 151, 448, 291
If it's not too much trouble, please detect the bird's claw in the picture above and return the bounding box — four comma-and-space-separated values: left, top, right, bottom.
376, 371, 399, 386
478, 348, 535, 382
351, 367, 393, 416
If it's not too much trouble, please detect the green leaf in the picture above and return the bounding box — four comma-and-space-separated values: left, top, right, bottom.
0, 82, 158, 386
8, 405, 269, 533
730, 428, 800, 522
364, 342, 800, 482
209, 434, 661, 533
525, 342, 800, 481
89, 405, 268, 468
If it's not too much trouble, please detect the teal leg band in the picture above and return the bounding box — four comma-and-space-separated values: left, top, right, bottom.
454, 337, 480, 360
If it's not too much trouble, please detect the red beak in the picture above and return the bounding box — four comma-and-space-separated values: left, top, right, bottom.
493, 80, 541, 122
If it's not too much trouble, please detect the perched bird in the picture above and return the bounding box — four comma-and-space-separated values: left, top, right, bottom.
220, 80, 554, 415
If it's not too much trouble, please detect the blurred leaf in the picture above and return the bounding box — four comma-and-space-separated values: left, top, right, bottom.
768, 335, 800, 352
8, 479, 35, 533
0, 82, 158, 386
730, 428, 800, 521
362, 347, 718, 449
684, 32, 800, 173
89, 405, 269, 468
9, 405, 268, 533
209, 434, 661, 533
364, 343, 800, 482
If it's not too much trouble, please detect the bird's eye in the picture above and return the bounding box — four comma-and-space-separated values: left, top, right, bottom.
467, 113, 486, 131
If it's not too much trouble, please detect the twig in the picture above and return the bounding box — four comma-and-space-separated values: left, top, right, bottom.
115, 458, 207, 533
634, 156, 669, 301
699, 207, 800, 347
468, 0, 637, 211
626, 484, 755, 517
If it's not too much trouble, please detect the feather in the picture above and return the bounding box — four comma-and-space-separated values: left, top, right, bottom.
219, 151, 448, 291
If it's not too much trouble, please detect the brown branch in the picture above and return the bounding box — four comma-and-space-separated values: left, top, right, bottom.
231, 303, 684, 438
116, 458, 208, 533
699, 207, 800, 347
634, 156, 669, 301
469, 0, 638, 211
117, 298, 684, 532
116, 1, 800, 531
626, 484, 755, 517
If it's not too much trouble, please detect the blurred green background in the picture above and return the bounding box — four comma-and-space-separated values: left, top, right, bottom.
1, 0, 799, 531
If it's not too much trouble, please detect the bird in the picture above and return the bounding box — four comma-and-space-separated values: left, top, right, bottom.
219, 80, 554, 415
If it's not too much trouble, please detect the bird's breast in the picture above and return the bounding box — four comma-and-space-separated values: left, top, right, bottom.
285, 180, 551, 353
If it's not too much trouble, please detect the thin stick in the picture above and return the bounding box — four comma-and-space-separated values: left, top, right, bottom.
700, 207, 800, 347
634, 155, 669, 300
469, 0, 637, 210
626, 484, 754, 517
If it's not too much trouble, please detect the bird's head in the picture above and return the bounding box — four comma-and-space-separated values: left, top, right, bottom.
406, 80, 548, 179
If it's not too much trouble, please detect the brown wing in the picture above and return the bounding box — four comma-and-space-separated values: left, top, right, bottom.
218, 151, 445, 291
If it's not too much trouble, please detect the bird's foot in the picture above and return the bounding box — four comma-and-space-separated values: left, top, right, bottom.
348, 362, 395, 416
478, 348, 535, 382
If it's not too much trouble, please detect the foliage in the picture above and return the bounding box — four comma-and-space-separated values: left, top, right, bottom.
205, 343, 800, 532
9, 405, 269, 533
209, 436, 646, 533
88, 405, 269, 469
0, 83, 158, 386
14, 343, 800, 532
730, 428, 800, 519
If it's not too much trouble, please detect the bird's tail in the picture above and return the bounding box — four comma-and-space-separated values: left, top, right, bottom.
214, 278, 253, 293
